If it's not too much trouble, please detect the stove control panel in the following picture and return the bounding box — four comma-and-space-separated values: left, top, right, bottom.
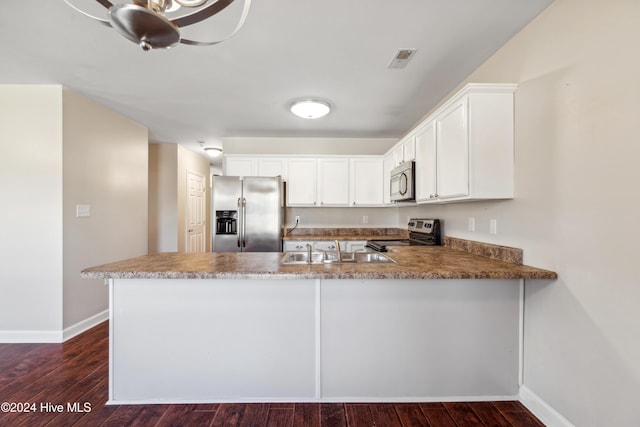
408, 218, 439, 234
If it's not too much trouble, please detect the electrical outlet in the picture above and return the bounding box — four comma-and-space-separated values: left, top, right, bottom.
295, 215, 301, 224
468, 217, 475, 232
490, 219, 497, 234
76, 204, 91, 218
363, 215, 369, 224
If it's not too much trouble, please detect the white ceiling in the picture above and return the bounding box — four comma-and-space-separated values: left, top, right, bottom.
0, 0, 553, 161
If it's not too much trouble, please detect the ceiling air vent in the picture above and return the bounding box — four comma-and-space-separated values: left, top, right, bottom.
388, 48, 417, 69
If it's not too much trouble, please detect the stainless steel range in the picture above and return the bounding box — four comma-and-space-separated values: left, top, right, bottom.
365, 219, 441, 252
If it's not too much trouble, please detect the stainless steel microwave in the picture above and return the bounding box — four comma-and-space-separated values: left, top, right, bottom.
390, 161, 415, 202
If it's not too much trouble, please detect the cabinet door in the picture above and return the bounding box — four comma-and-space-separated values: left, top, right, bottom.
403, 137, 416, 162
382, 153, 395, 205
317, 159, 350, 206
392, 144, 404, 167
225, 157, 256, 177
283, 240, 312, 251
350, 158, 383, 206
414, 121, 437, 201
258, 158, 287, 179
314, 241, 345, 251
436, 98, 469, 199
287, 159, 317, 206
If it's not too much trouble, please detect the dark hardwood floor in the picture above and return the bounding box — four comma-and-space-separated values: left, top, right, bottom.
0, 321, 544, 426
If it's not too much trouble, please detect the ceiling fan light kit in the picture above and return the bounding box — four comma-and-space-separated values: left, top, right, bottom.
64, 0, 252, 51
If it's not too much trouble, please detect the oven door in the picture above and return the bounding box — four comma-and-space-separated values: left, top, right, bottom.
390, 162, 415, 202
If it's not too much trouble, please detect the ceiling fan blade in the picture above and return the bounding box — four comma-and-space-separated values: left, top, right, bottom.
95, 0, 114, 8
179, 0, 250, 45
171, 0, 235, 28
63, 0, 111, 26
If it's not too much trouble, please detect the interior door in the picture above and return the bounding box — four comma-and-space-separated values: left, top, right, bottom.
186, 170, 206, 252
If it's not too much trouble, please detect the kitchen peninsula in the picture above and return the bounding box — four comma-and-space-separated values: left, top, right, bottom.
83, 241, 556, 404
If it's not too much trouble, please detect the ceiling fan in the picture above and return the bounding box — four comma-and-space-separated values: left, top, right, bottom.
63, 0, 252, 51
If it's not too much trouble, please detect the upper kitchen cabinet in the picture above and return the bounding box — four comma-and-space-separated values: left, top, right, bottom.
390, 135, 416, 168
286, 158, 318, 206
225, 156, 256, 177
382, 152, 395, 205
350, 158, 384, 206
317, 158, 350, 206
414, 120, 437, 201
414, 83, 517, 203
257, 158, 287, 180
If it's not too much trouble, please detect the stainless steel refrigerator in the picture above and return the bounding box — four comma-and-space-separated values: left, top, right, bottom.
212, 176, 284, 252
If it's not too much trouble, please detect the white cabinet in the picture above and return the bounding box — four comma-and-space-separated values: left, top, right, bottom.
414, 120, 437, 201
402, 136, 416, 162
258, 158, 287, 179
413, 83, 516, 204
317, 159, 350, 206
389, 135, 416, 168
382, 152, 395, 205
314, 240, 346, 251
226, 155, 385, 207
436, 98, 469, 199
287, 158, 317, 206
283, 240, 312, 251
350, 158, 383, 206
225, 157, 256, 177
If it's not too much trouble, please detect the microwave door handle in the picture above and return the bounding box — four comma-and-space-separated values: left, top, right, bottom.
399, 172, 408, 195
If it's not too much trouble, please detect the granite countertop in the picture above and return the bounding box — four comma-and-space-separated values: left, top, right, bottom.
283, 227, 409, 241
81, 245, 557, 281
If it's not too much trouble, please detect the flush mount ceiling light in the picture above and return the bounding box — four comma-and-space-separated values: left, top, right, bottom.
290, 99, 332, 119
204, 147, 223, 157
63, 0, 252, 51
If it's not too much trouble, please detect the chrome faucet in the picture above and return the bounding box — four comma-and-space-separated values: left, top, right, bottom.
334, 240, 342, 262
306, 243, 312, 264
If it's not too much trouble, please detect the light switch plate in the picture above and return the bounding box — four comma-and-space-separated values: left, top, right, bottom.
490, 219, 497, 234
76, 204, 91, 218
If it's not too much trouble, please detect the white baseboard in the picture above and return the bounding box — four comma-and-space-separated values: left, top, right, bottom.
63, 309, 109, 341
519, 385, 574, 427
0, 330, 63, 343
0, 310, 108, 343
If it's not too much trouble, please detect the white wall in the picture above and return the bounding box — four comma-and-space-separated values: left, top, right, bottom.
62, 88, 148, 329
0, 86, 64, 339
401, 0, 640, 425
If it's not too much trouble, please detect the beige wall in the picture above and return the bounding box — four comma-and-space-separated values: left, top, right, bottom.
0, 85, 148, 338
62, 88, 148, 329
149, 144, 178, 253
401, 0, 640, 424
224, 137, 397, 155
0, 86, 64, 337
149, 144, 211, 253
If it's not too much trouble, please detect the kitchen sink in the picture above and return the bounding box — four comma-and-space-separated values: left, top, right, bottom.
354, 252, 395, 263
280, 251, 395, 264
280, 251, 336, 264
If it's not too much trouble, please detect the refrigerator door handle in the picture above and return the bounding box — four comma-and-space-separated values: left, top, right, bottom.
241, 198, 247, 248
237, 197, 242, 247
